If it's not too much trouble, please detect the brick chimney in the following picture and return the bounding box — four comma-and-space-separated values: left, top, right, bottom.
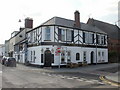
25, 17, 33, 28
74, 10, 80, 28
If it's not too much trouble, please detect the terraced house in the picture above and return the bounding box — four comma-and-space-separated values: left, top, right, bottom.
26, 11, 108, 67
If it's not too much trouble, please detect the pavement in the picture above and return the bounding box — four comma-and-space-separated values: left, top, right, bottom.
101, 71, 120, 87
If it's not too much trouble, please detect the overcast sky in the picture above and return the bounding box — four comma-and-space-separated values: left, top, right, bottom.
0, 0, 119, 44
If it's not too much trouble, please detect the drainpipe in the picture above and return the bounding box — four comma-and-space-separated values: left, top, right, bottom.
95, 31, 97, 65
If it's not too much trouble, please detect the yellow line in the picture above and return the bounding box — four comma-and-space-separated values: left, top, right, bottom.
99, 76, 120, 87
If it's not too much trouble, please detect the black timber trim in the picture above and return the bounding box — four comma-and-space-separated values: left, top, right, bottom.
26, 24, 107, 35
27, 42, 108, 48
54, 26, 55, 42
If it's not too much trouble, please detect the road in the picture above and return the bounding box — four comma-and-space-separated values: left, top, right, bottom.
2, 63, 119, 88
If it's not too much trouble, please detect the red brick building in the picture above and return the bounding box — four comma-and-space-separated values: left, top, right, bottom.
87, 18, 120, 63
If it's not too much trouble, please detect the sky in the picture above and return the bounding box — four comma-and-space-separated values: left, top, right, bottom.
0, 0, 119, 44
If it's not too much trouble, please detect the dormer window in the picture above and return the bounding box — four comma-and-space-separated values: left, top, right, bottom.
45, 27, 51, 41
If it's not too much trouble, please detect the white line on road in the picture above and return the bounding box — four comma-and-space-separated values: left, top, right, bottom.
67, 77, 74, 80
0, 71, 2, 73
76, 79, 84, 81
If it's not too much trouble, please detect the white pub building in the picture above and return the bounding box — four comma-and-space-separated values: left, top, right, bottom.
26, 11, 108, 67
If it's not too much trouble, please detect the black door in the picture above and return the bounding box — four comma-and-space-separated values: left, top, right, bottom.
91, 51, 94, 64
44, 50, 52, 67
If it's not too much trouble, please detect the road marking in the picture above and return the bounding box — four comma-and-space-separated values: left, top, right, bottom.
0, 71, 2, 73
80, 78, 88, 81
60, 76, 66, 79
67, 77, 74, 80
90, 80, 99, 82
47, 74, 52, 76
76, 79, 84, 81
72, 77, 78, 79
85, 80, 94, 83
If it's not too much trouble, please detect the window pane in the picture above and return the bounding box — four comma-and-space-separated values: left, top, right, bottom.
45, 27, 50, 40
41, 54, 43, 63
58, 28, 61, 40
61, 29, 65, 41
66, 30, 72, 41
83, 52, 86, 61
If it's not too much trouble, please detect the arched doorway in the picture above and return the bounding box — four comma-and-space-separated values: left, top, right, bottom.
91, 51, 94, 64
44, 50, 52, 67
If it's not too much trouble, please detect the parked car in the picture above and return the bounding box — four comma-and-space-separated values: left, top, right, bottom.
5, 57, 16, 67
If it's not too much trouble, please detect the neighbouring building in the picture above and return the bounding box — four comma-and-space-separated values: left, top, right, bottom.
25, 11, 108, 67
4, 18, 33, 63
0, 44, 5, 57
5, 40, 9, 57
87, 18, 120, 63
14, 18, 33, 63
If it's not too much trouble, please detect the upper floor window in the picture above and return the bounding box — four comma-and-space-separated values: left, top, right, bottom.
96, 35, 101, 44
89, 33, 94, 44
83, 32, 94, 44
101, 36, 104, 45
104, 36, 106, 45
58, 28, 65, 41
45, 27, 51, 40
61, 29, 65, 41
66, 30, 72, 41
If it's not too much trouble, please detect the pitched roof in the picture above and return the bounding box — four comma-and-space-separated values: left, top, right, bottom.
87, 18, 120, 40
42, 17, 106, 34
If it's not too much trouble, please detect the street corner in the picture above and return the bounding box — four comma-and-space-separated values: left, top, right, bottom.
99, 75, 120, 87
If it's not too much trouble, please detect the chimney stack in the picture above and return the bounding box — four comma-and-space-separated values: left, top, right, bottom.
25, 17, 33, 28
74, 10, 80, 28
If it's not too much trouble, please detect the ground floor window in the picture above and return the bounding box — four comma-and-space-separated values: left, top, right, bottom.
98, 51, 101, 57
83, 51, 86, 61
61, 50, 65, 64
67, 51, 71, 63
31, 51, 32, 62
76, 53, 80, 60
102, 52, 104, 57
41, 54, 43, 63
33, 51, 36, 63
51, 54, 54, 63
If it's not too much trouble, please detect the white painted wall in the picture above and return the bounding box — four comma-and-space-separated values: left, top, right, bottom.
27, 45, 108, 66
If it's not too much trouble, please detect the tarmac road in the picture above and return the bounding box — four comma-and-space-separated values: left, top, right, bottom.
2, 63, 119, 88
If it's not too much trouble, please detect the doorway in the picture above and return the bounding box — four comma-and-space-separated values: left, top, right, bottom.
44, 50, 52, 67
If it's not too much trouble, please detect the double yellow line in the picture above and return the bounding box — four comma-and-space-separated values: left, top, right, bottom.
99, 76, 120, 87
